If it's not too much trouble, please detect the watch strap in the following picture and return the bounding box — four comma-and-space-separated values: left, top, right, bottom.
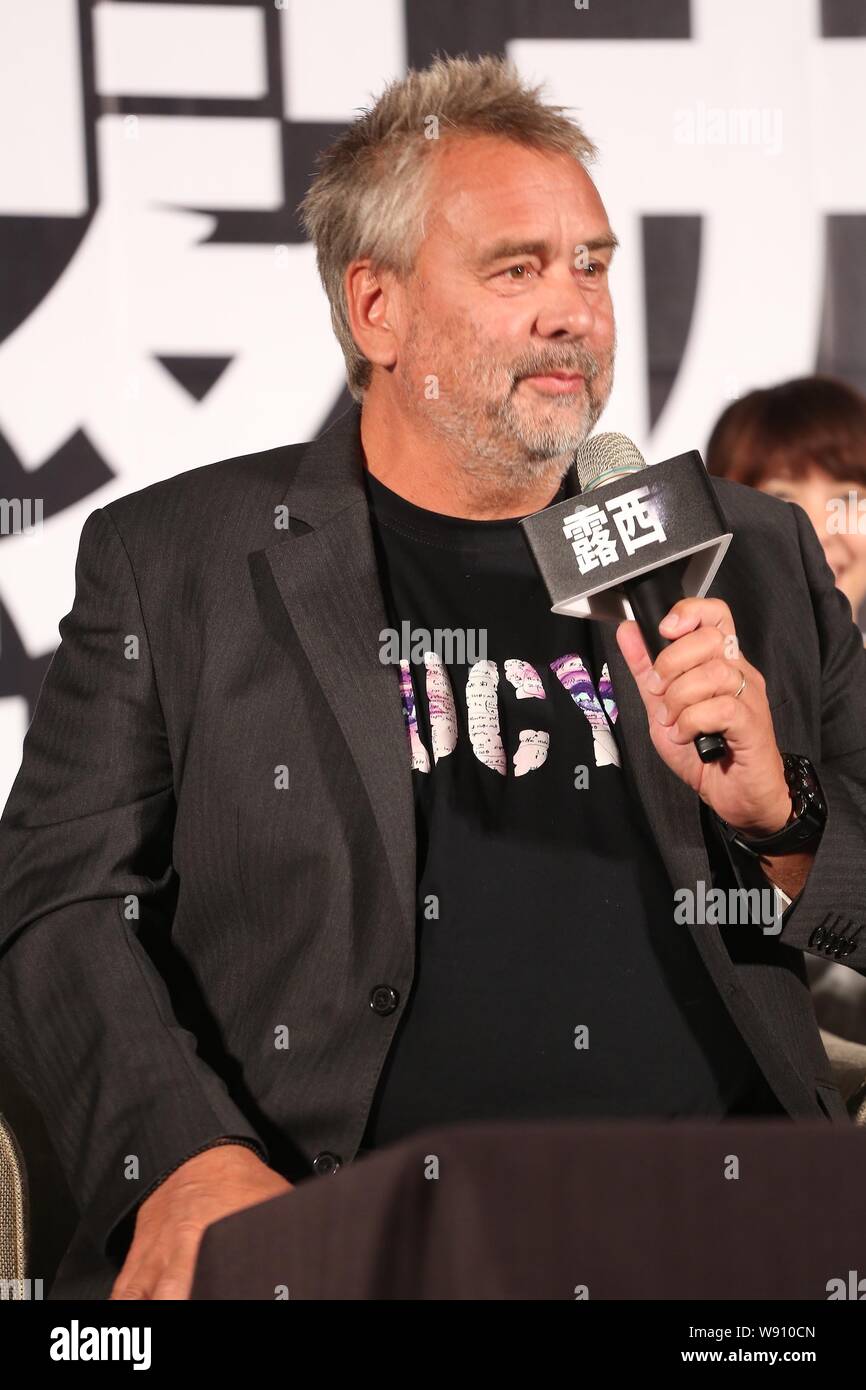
717, 754, 826, 857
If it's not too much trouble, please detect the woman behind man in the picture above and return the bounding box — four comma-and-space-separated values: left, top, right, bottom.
707, 376, 866, 637
707, 376, 866, 1049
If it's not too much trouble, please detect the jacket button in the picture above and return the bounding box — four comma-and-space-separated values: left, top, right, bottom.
370, 984, 400, 1015
312, 1151, 342, 1175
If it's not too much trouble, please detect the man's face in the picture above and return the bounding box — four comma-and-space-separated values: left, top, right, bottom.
386, 134, 617, 478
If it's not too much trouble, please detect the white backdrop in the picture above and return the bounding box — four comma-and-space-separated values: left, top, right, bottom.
1, 0, 864, 803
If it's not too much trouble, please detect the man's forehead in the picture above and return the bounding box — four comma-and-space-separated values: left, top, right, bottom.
425, 136, 608, 247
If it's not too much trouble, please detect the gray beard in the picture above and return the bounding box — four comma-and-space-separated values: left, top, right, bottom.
422, 375, 612, 486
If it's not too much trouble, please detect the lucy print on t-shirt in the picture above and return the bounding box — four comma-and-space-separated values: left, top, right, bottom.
399, 652, 620, 776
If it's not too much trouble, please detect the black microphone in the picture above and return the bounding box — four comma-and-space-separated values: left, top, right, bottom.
519, 432, 733, 764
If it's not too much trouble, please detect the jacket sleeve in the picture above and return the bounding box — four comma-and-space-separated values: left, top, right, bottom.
0, 507, 269, 1262
720, 499, 866, 971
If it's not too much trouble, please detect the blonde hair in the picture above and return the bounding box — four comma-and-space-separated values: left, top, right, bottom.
297, 53, 598, 402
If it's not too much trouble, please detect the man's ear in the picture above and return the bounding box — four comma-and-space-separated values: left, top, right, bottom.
345, 261, 397, 368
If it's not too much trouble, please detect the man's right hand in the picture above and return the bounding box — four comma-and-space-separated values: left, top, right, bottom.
109, 1143, 293, 1300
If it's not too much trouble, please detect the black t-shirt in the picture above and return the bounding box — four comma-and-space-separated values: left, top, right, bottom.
358, 467, 782, 1149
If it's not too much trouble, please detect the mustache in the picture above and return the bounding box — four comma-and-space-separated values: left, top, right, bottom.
515, 349, 603, 381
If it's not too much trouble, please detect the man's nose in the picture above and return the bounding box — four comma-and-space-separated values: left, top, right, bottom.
533, 273, 598, 338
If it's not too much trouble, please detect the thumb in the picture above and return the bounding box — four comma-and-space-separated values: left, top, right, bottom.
615, 619, 664, 715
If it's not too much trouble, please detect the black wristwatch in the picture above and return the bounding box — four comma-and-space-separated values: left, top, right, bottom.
716, 754, 827, 858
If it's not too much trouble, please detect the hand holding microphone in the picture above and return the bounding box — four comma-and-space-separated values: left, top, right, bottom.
578, 433, 734, 762
520, 432, 793, 837
521, 431, 734, 763
614, 594, 792, 838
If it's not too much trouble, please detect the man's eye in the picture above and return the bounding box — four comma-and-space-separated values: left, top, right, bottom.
501, 263, 535, 281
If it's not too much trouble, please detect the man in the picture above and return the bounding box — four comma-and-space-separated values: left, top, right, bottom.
1, 54, 865, 1302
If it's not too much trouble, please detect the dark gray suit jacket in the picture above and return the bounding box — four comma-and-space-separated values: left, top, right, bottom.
2, 402, 866, 1299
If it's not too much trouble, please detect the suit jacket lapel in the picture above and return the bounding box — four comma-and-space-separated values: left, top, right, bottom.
262, 404, 417, 942
560, 461, 709, 895
594, 621, 709, 891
